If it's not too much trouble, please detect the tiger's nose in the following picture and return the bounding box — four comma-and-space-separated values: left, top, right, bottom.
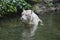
21, 17, 26, 21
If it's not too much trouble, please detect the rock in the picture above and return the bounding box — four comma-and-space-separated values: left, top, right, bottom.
25, 0, 60, 16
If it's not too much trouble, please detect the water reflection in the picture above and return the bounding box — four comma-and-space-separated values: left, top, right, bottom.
0, 13, 60, 40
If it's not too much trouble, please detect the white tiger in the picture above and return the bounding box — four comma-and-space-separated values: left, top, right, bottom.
21, 10, 43, 40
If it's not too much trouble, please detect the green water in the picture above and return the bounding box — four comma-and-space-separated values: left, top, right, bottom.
0, 14, 60, 40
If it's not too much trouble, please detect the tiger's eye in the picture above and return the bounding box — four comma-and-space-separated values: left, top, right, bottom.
25, 15, 28, 16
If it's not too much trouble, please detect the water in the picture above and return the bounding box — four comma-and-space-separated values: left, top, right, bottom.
0, 12, 60, 40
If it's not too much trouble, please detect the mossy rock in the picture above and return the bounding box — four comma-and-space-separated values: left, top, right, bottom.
32, 4, 43, 14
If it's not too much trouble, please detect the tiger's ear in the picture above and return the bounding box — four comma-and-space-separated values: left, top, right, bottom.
23, 9, 26, 12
